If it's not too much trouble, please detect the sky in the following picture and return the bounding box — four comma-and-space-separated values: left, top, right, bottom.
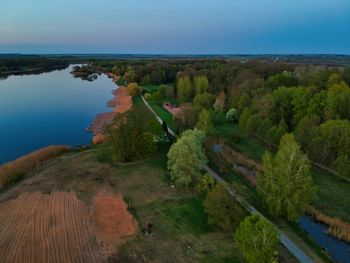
0, 0, 350, 54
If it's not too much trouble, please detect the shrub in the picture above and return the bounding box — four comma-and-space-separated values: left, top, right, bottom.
226, 108, 238, 122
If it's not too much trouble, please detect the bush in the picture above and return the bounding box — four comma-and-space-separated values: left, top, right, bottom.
226, 108, 238, 122
144, 93, 152, 100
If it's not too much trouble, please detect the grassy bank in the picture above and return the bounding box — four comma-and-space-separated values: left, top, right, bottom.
0, 145, 71, 190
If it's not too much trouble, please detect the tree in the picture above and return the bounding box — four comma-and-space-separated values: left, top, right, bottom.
195, 173, 215, 193
226, 108, 238, 122
194, 75, 209, 94
325, 80, 350, 120
307, 91, 326, 121
108, 106, 160, 162
167, 129, 207, 187
193, 92, 215, 109
309, 120, 350, 171
177, 75, 193, 102
239, 108, 251, 131
234, 214, 279, 263
196, 109, 214, 134
204, 185, 246, 230
213, 91, 226, 112
294, 114, 320, 151
265, 71, 298, 90
140, 74, 151, 85
257, 119, 273, 140
257, 134, 316, 221
291, 86, 312, 127
174, 104, 200, 130
245, 114, 261, 135
126, 82, 141, 96
270, 87, 294, 130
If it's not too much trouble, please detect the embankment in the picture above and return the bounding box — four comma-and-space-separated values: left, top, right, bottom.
0, 145, 71, 190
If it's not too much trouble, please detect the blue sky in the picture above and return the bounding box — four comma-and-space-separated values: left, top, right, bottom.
0, 0, 349, 54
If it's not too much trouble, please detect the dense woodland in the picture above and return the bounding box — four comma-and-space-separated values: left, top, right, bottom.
95, 59, 350, 179
89, 58, 350, 261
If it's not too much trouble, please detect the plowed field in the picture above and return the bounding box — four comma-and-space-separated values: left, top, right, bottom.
0, 192, 103, 263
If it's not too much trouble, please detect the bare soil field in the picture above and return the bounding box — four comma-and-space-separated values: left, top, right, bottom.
0, 151, 138, 263
0, 191, 102, 263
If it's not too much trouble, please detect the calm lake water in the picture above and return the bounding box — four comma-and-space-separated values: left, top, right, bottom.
0, 65, 115, 164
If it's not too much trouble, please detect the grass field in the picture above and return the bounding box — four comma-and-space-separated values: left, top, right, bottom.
146, 100, 178, 132
106, 146, 246, 262
213, 123, 350, 223
0, 145, 247, 262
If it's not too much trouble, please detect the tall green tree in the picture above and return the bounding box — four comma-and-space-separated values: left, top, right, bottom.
193, 92, 215, 109
257, 134, 316, 221
309, 119, 350, 176
204, 184, 246, 230
196, 109, 214, 134
235, 214, 279, 263
177, 75, 193, 102
194, 75, 209, 94
325, 80, 350, 120
108, 106, 160, 162
167, 129, 207, 187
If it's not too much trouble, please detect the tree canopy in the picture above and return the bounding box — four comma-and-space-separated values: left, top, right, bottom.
235, 214, 279, 263
167, 129, 207, 187
257, 133, 316, 221
108, 105, 160, 162
204, 184, 246, 230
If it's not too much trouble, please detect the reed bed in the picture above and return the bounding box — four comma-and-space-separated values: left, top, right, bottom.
0, 145, 71, 189
220, 141, 263, 172
307, 206, 350, 243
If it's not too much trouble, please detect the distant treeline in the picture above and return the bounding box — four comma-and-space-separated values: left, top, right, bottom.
0, 56, 69, 77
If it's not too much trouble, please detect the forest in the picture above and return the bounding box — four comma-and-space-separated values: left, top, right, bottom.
93, 58, 350, 180
88, 57, 350, 262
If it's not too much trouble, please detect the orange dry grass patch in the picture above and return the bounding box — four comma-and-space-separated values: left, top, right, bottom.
307, 206, 350, 242
0, 145, 71, 189
92, 194, 138, 254
0, 192, 103, 263
90, 86, 132, 145
112, 86, 132, 113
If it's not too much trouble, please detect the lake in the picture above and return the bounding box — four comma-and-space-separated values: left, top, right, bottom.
0, 65, 115, 164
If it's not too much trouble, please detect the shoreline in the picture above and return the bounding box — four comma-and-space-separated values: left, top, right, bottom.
89, 74, 132, 144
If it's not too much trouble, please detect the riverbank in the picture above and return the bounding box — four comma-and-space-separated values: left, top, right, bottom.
89, 79, 132, 144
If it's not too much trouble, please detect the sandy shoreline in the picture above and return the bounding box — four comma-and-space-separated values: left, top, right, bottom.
89, 76, 132, 144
